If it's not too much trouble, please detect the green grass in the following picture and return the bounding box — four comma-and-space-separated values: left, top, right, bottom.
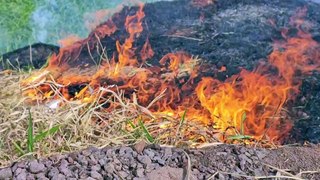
138, 118, 155, 143
126, 118, 155, 143
13, 109, 60, 156
0, 0, 36, 53
227, 112, 252, 141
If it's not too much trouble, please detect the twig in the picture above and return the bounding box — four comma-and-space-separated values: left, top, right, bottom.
262, 163, 295, 177
29, 44, 34, 69
182, 151, 192, 180
162, 35, 203, 41
146, 89, 166, 109
262, 163, 320, 179
207, 172, 219, 180
218, 171, 305, 180
95, 34, 110, 68
86, 41, 98, 67
196, 142, 223, 148
296, 170, 320, 177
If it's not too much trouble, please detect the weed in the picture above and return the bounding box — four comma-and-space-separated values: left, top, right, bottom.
127, 118, 155, 143
13, 109, 60, 156
13, 141, 25, 156
175, 110, 187, 142
33, 125, 60, 143
138, 118, 155, 143
227, 112, 252, 141
27, 109, 34, 153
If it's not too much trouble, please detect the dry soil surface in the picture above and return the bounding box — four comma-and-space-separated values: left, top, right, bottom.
0, 143, 319, 180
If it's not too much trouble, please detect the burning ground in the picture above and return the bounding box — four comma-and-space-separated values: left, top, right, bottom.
19, 0, 320, 144
1, 0, 320, 178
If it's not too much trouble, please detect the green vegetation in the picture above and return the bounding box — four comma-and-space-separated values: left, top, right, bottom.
127, 118, 155, 143
13, 109, 60, 156
227, 112, 252, 141
0, 0, 36, 53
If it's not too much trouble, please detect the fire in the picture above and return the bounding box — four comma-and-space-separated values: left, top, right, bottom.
21, 5, 320, 144
116, 4, 145, 67
196, 71, 292, 141
140, 38, 154, 62
195, 7, 320, 142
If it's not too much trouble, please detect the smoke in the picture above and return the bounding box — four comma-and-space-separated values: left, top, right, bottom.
31, 0, 56, 43
30, 0, 170, 46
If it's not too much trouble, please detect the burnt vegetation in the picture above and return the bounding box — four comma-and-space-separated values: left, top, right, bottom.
2, 0, 320, 144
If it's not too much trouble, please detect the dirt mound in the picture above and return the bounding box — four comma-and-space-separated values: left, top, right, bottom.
0, 43, 59, 70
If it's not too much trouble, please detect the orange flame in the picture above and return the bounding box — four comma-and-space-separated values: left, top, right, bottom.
196, 7, 320, 142
116, 4, 145, 67
140, 38, 154, 62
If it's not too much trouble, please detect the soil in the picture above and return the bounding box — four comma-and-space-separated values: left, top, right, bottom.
0, 143, 319, 179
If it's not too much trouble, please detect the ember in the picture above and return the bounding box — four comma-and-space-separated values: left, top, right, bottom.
21, 3, 320, 145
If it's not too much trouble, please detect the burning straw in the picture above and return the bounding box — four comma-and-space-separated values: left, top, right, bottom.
19, 4, 320, 148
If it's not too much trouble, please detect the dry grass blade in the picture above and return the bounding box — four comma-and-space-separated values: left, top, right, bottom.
262, 163, 320, 179
207, 172, 219, 180
161, 35, 203, 41
217, 171, 306, 180
296, 170, 320, 177
182, 150, 192, 180
262, 163, 296, 177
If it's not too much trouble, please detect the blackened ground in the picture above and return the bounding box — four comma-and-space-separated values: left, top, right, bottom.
291, 74, 320, 143
0, 43, 59, 71
2, 0, 320, 143
0, 143, 319, 179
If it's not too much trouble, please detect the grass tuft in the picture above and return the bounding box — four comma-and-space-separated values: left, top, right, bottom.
27, 109, 34, 153
227, 112, 252, 142
138, 118, 155, 143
